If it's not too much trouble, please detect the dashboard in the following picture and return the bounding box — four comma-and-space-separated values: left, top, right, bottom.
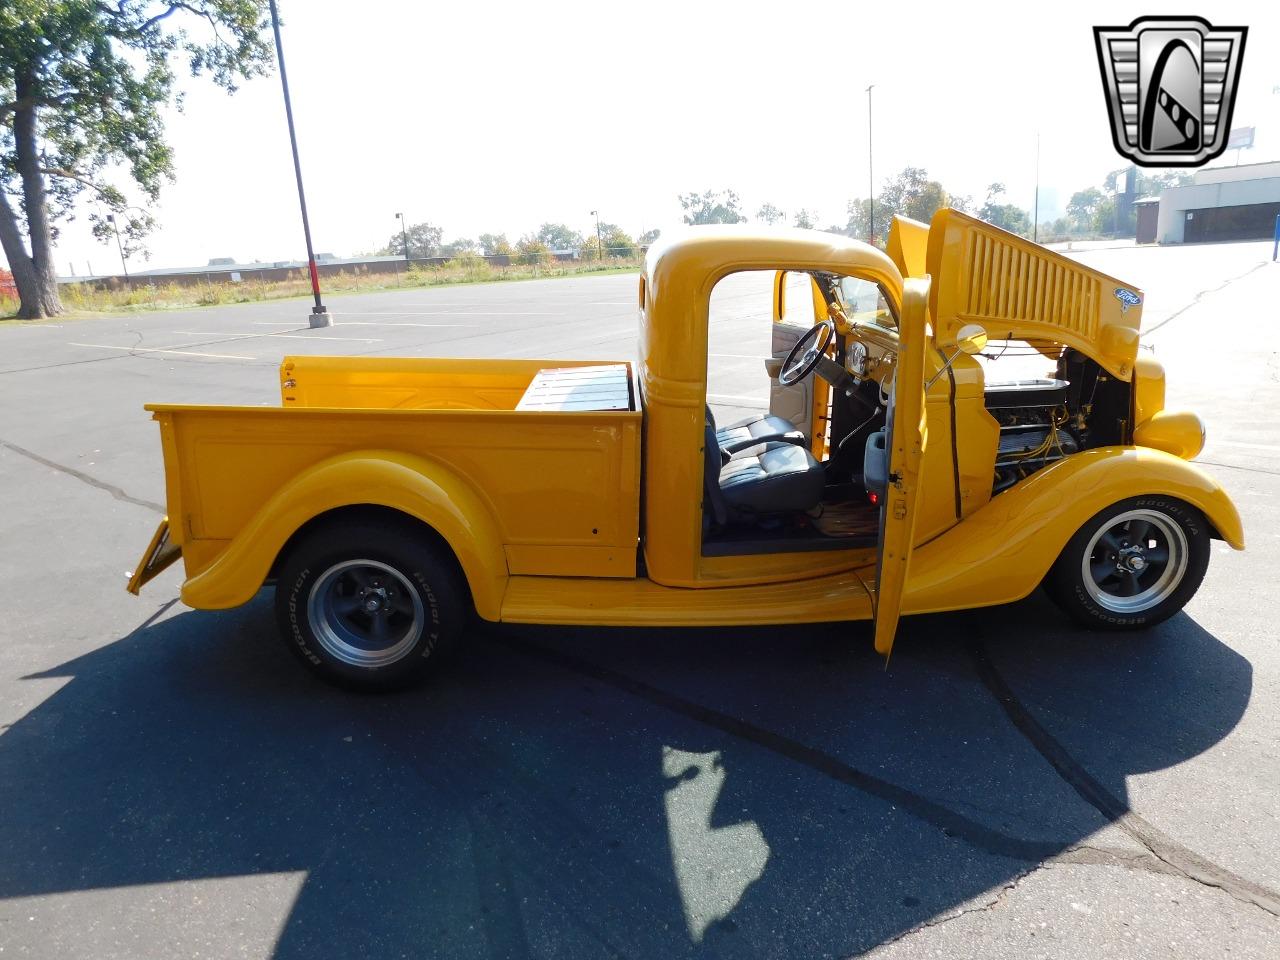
844, 321, 897, 388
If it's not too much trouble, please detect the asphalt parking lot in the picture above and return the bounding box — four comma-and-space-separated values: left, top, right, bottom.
1, 243, 1277, 958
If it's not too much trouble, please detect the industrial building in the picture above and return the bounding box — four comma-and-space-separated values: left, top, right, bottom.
1145, 161, 1280, 244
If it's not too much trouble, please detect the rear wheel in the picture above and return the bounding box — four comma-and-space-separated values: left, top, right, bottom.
275, 518, 467, 691
1044, 496, 1210, 630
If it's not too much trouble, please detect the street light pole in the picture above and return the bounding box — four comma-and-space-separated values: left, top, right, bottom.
865, 84, 875, 245
267, 0, 331, 327
591, 210, 603, 260
107, 214, 129, 282
396, 212, 410, 263
1033, 131, 1041, 243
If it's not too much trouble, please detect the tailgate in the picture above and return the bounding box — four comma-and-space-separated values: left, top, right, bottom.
126, 517, 182, 595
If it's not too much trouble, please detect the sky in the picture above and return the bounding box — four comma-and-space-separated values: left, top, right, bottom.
24, 0, 1280, 276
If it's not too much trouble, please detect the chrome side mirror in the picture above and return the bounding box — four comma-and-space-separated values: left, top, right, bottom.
954, 322, 988, 355
926, 322, 988, 389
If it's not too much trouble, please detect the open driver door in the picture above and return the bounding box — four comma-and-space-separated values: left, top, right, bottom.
768, 270, 827, 443
871, 277, 930, 657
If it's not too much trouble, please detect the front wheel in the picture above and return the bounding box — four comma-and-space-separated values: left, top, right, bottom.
1044, 496, 1210, 630
275, 517, 468, 691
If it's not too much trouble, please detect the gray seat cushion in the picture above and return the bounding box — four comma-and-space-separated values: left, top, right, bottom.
718, 442, 825, 513
715, 414, 805, 457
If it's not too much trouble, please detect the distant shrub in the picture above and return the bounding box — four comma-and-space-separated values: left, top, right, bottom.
3, 255, 646, 320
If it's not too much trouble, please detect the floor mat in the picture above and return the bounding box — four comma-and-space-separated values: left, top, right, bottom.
810, 501, 879, 538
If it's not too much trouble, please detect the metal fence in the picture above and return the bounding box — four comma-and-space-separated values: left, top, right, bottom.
62, 246, 649, 292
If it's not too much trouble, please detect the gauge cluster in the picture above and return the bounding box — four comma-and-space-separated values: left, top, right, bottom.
844, 333, 895, 384
847, 342, 869, 378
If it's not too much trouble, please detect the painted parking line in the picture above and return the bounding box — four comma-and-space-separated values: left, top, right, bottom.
1215, 439, 1280, 453
707, 393, 768, 407
251, 319, 469, 329
348, 303, 544, 309
269, 333, 381, 342
169, 330, 383, 343
321, 321, 469, 328
339, 311, 555, 317
68, 342, 256, 360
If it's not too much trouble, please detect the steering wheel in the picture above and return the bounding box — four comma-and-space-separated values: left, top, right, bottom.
779, 320, 835, 386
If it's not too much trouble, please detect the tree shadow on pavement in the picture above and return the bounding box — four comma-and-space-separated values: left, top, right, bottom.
0, 590, 1257, 958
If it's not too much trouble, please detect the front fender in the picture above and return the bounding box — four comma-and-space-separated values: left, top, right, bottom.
905, 446, 1243, 615
180, 450, 508, 619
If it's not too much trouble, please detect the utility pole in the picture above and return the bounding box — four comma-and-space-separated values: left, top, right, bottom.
107, 214, 129, 281
1033, 132, 1041, 243
865, 84, 875, 245
591, 210, 603, 260
267, 0, 331, 327
396, 212, 410, 263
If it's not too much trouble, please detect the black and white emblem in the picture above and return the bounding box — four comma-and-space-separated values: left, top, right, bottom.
1094, 17, 1247, 167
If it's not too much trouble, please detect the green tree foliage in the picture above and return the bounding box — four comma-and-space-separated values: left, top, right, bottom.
1066, 187, 1105, 233
598, 223, 635, 259
1104, 167, 1193, 236
845, 167, 954, 245
1042, 168, 1194, 240
1101, 167, 1192, 200
756, 202, 783, 225
384, 221, 442, 258
637, 228, 660, 246
879, 167, 951, 224
845, 197, 873, 240
1136, 170, 1193, 194
515, 235, 552, 266
439, 237, 477, 257
581, 223, 637, 261
1093, 197, 1121, 235
478, 233, 513, 257
678, 189, 746, 225
977, 183, 1032, 237
533, 222, 582, 252
792, 208, 815, 229
1, 1, 273, 318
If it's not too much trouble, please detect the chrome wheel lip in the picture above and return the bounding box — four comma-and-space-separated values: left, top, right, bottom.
1081, 509, 1188, 615
307, 559, 424, 668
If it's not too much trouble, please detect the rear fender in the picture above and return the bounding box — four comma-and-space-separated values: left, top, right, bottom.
180, 450, 508, 618
904, 447, 1243, 614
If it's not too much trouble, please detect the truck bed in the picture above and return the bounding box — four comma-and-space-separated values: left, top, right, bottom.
149, 356, 642, 586
278, 355, 633, 412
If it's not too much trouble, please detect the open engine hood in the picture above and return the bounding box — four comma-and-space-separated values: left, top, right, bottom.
925, 209, 1143, 380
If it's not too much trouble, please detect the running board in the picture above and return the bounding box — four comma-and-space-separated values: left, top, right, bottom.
500, 569, 876, 627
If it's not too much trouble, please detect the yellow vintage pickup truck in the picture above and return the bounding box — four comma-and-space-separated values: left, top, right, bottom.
129, 209, 1243, 689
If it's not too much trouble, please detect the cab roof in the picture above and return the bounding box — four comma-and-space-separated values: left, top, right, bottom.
637, 227, 906, 397
643, 226, 905, 298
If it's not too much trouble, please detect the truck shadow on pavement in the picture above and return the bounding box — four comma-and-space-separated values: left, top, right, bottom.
0, 592, 1259, 958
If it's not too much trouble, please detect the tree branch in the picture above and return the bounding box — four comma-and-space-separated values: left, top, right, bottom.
139, 3, 192, 34
95, 2, 209, 39
38, 167, 153, 222
38, 167, 123, 203
1, 93, 79, 125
